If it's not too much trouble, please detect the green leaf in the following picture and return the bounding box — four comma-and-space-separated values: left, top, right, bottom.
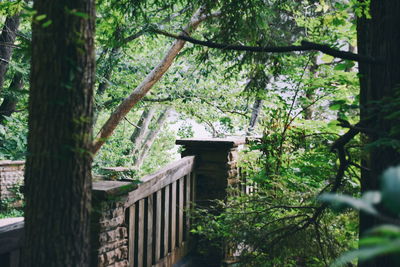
381, 166, 400, 214
329, 103, 341, 110
322, 54, 334, 63
366, 224, 400, 237
71, 11, 90, 19
42, 20, 52, 28
330, 240, 400, 267
319, 193, 378, 215
35, 14, 47, 21
334, 63, 348, 71
358, 236, 391, 247
362, 191, 381, 205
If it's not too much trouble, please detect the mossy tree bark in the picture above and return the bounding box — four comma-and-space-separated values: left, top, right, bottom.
357, 1, 400, 266
21, 0, 95, 266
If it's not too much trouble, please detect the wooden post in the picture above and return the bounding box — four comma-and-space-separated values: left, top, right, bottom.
176, 137, 245, 266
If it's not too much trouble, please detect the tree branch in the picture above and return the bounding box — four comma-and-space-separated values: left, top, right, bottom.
152, 28, 378, 63
91, 7, 210, 154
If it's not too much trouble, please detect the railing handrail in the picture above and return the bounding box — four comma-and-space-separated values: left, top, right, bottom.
124, 156, 195, 207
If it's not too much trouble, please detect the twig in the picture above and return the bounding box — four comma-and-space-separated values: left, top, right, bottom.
124, 117, 140, 128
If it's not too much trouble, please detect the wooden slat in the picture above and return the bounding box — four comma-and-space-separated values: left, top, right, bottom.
191, 172, 196, 203
128, 205, 136, 267
178, 177, 184, 245
153, 241, 190, 267
147, 196, 153, 267
155, 190, 162, 262
184, 173, 191, 241
170, 181, 177, 250
138, 199, 145, 267
125, 156, 195, 207
163, 185, 170, 257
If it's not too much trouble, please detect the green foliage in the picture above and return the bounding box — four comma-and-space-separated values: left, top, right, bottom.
192, 101, 360, 266
93, 109, 176, 177
177, 122, 194, 139
0, 182, 24, 219
0, 115, 28, 160
0, 0, 25, 16
321, 166, 400, 267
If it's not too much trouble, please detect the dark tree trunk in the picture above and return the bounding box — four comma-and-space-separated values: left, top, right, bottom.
357, 1, 400, 266
0, 72, 23, 124
22, 0, 95, 266
0, 15, 20, 93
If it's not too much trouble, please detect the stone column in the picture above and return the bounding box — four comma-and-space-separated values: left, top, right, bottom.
91, 181, 137, 267
176, 138, 244, 204
175, 137, 245, 266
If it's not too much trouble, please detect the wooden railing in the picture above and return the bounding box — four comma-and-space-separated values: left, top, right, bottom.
0, 219, 23, 267
125, 156, 195, 267
0, 138, 244, 267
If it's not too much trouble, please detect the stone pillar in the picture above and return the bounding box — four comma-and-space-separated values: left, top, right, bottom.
176, 138, 244, 204
175, 137, 245, 266
91, 181, 137, 267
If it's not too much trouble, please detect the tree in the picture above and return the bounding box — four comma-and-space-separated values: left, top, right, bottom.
21, 0, 95, 266
0, 14, 20, 93
357, 1, 400, 266
91, 6, 211, 154
152, 1, 400, 265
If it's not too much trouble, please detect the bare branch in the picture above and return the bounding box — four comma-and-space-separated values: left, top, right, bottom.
152, 28, 379, 63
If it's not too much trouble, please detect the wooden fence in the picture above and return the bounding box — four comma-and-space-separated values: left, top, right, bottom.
0, 138, 244, 267
125, 156, 195, 267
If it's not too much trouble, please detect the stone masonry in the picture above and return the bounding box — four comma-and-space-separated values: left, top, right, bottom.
91, 181, 137, 267
0, 160, 25, 201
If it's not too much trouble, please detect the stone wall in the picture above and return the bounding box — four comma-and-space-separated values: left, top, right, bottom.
0, 160, 25, 201
91, 181, 137, 267
93, 198, 129, 267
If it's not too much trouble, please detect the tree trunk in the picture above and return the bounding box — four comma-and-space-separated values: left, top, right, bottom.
246, 98, 263, 135
303, 57, 318, 120
130, 106, 156, 156
133, 107, 172, 168
97, 47, 121, 97
93, 46, 121, 125
0, 72, 23, 124
0, 14, 20, 93
91, 6, 209, 154
357, 1, 400, 266
22, 0, 95, 266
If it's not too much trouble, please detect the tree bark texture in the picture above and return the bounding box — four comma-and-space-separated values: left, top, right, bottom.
357, 1, 400, 266
91, 6, 209, 154
0, 15, 20, 93
0, 72, 23, 124
22, 0, 95, 266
